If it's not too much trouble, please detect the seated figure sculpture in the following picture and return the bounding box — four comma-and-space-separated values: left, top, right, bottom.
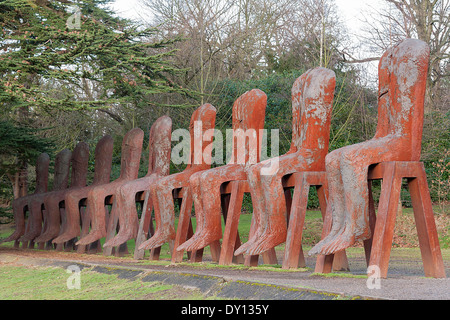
309, 39, 431, 256
103, 116, 173, 248
1, 153, 50, 244
235, 67, 336, 256
76, 128, 145, 246
177, 89, 267, 253
35, 142, 90, 245
18, 149, 72, 245
137, 104, 217, 253
52, 135, 114, 244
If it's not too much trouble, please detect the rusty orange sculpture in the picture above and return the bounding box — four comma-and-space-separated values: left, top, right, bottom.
1, 153, 50, 246
136, 104, 217, 256
52, 135, 114, 245
102, 116, 173, 250
18, 149, 72, 246
34, 142, 90, 246
76, 128, 144, 247
308, 39, 444, 270
177, 89, 267, 254
235, 67, 336, 257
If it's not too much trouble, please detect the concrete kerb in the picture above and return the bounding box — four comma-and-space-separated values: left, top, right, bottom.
0, 254, 364, 300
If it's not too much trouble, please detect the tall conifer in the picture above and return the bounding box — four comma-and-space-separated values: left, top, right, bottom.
0, 0, 192, 114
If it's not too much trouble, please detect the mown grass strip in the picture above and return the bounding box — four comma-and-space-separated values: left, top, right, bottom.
0, 265, 202, 300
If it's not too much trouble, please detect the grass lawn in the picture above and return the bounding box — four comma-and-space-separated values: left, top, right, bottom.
0, 264, 211, 300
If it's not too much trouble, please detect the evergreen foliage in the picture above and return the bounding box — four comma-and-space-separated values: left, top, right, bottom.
0, 120, 54, 217
0, 0, 195, 114
0, 120, 53, 166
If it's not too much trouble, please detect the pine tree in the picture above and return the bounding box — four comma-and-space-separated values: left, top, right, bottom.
0, 119, 54, 204
0, 0, 195, 205
0, 0, 194, 115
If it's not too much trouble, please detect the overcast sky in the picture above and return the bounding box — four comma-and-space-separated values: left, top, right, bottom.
110, 0, 385, 36
110, 0, 144, 20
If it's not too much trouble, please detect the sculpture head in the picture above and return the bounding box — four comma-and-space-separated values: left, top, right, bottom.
291, 67, 335, 167
188, 103, 217, 169
53, 149, 72, 191
376, 38, 430, 161
374, 47, 393, 139
147, 116, 173, 176
230, 89, 267, 165
119, 128, 144, 180
35, 153, 50, 194
92, 135, 114, 185
390, 39, 429, 160
70, 142, 89, 188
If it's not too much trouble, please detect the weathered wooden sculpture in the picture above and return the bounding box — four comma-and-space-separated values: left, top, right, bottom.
52, 135, 114, 245
309, 39, 446, 278
176, 89, 267, 255
103, 116, 173, 253
1, 153, 50, 247
76, 128, 144, 247
136, 104, 216, 258
18, 149, 72, 247
34, 142, 90, 247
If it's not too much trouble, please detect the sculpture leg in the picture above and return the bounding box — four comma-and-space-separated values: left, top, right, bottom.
309, 136, 409, 255
35, 193, 63, 243
238, 153, 310, 255
104, 176, 159, 248
1, 197, 27, 242
138, 171, 194, 250
233, 160, 271, 255
53, 188, 89, 244
76, 182, 121, 246
311, 148, 347, 250
175, 171, 206, 252
19, 197, 44, 242
177, 164, 246, 252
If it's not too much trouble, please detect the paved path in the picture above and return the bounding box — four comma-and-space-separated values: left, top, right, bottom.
0, 247, 448, 300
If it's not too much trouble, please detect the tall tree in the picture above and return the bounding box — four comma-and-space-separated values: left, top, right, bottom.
141, 0, 237, 100
140, 0, 348, 88
0, 0, 194, 119
359, 0, 449, 112
0, 120, 53, 200
0, 0, 195, 199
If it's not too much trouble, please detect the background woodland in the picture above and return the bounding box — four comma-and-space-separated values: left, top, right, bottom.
0, 0, 448, 220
